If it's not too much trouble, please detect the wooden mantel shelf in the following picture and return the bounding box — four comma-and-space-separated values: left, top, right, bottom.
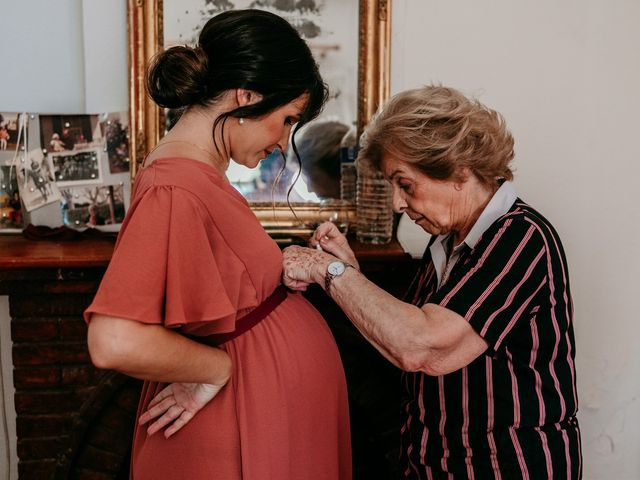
0, 235, 118, 269
0, 234, 410, 270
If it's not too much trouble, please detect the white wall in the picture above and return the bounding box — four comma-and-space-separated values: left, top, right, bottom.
0, 1, 128, 478
0, 0, 127, 113
0, 0, 85, 112
82, 1, 128, 113
392, 1, 640, 479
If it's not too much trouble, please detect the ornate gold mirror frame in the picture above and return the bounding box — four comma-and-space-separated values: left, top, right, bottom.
127, 0, 391, 236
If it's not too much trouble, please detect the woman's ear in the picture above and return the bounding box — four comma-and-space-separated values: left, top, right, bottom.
235, 88, 263, 107
453, 167, 471, 191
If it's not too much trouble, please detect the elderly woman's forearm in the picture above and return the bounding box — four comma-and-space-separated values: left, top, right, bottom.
328, 270, 489, 375
328, 269, 443, 373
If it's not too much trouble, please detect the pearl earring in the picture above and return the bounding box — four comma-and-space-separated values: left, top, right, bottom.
239, 118, 245, 125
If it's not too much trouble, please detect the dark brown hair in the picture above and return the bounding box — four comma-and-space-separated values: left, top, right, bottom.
146, 9, 328, 135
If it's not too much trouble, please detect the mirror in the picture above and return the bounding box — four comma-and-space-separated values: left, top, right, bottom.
127, 0, 391, 235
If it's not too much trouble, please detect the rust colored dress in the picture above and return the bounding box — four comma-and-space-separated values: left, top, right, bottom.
84, 158, 351, 479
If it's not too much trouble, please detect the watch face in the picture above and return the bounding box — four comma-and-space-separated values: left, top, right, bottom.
327, 261, 346, 276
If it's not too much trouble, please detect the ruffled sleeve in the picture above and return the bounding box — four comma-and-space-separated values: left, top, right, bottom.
84, 185, 241, 335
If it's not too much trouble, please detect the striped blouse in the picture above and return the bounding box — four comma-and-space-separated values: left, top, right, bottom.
401, 183, 582, 479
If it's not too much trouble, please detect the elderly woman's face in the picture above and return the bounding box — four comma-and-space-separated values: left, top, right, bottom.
381, 155, 463, 237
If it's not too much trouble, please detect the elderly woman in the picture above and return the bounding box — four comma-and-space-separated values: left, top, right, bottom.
283, 86, 582, 479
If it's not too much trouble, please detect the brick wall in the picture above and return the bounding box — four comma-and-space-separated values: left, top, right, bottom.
1, 268, 140, 480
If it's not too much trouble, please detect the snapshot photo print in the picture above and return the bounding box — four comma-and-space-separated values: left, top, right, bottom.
100, 112, 130, 174
47, 148, 102, 186
60, 183, 125, 228
0, 162, 24, 229
16, 149, 61, 212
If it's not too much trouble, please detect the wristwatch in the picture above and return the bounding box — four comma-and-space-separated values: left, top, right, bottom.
325, 261, 353, 293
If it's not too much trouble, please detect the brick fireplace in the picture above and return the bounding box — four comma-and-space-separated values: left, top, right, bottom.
4, 264, 141, 479
0, 236, 414, 479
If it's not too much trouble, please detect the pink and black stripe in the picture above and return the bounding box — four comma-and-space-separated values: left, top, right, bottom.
400, 199, 582, 479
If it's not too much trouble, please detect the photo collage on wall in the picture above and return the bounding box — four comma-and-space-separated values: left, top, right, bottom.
0, 111, 130, 232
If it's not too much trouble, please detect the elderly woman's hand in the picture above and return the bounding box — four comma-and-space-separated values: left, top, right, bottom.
282, 245, 335, 291
309, 221, 360, 271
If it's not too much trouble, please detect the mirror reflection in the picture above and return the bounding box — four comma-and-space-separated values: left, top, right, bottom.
163, 0, 358, 202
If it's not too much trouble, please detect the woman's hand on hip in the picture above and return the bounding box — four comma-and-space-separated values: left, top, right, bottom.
138, 381, 227, 438
310, 221, 359, 270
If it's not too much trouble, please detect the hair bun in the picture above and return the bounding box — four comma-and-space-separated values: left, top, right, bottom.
146, 45, 209, 108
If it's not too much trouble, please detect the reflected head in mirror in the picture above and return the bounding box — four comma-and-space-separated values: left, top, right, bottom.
145, 9, 329, 177
294, 120, 349, 200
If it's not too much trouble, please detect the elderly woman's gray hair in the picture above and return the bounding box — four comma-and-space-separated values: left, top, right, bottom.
360, 85, 515, 186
